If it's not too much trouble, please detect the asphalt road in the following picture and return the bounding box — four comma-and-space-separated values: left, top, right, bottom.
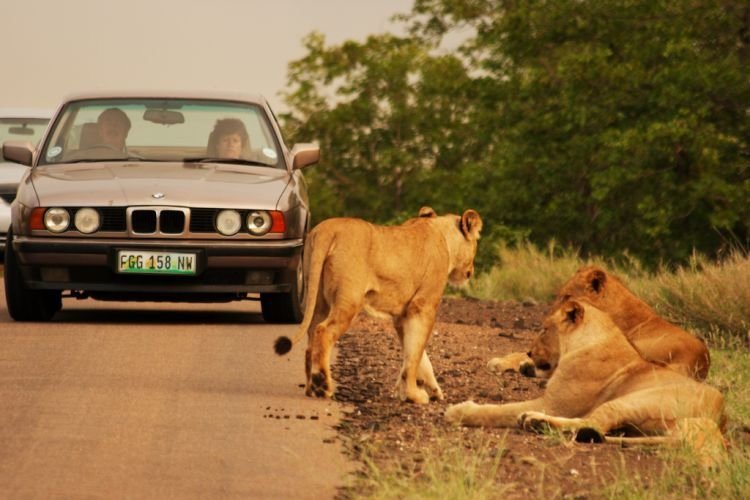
0, 279, 354, 499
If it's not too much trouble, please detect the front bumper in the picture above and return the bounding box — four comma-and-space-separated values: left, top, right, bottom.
13, 235, 303, 297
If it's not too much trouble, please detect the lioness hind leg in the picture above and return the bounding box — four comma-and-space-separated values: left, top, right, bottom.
397, 301, 437, 404
417, 351, 443, 400
305, 299, 329, 397
309, 302, 359, 399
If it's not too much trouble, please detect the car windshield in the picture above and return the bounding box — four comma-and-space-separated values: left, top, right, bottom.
39, 99, 283, 168
0, 117, 49, 161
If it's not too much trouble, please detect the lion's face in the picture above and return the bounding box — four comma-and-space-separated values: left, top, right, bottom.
527, 315, 561, 379
527, 300, 592, 378
444, 210, 482, 286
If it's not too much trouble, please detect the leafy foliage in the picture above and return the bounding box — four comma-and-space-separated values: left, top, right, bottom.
282, 1, 750, 267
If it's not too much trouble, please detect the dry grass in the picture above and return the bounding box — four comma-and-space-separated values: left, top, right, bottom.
469, 243, 750, 343
630, 251, 750, 344
466, 241, 598, 303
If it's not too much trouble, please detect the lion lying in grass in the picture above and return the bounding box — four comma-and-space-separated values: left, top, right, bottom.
274, 207, 482, 404
446, 299, 726, 463
488, 265, 710, 380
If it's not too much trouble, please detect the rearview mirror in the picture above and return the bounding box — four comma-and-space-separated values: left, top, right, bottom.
290, 143, 320, 170
2, 141, 34, 166
8, 126, 35, 136
143, 109, 185, 125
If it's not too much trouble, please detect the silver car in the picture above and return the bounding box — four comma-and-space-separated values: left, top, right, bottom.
2, 91, 319, 322
0, 108, 53, 253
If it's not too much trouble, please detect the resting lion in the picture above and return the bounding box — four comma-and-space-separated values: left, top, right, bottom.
446, 299, 726, 461
488, 265, 710, 380
274, 207, 482, 404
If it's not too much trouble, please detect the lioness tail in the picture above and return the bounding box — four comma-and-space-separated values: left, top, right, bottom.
273, 227, 333, 356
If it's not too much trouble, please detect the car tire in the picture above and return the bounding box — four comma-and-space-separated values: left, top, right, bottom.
260, 251, 305, 324
4, 229, 62, 322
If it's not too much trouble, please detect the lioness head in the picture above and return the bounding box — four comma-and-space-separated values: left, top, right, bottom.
553, 266, 609, 307
443, 209, 483, 285
527, 317, 561, 379
527, 299, 593, 378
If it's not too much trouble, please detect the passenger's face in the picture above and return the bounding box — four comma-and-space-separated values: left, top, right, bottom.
217, 133, 243, 159
99, 119, 128, 149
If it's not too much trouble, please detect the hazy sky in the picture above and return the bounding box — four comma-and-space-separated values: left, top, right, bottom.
2, 0, 412, 113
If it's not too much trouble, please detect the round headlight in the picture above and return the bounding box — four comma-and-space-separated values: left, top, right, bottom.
74, 208, 101, 234
247, 210, 272, 236
216, 209, 241, 236
44, 208, 70, 233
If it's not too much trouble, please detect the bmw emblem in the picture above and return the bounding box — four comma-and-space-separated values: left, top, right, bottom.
152, 192, 165, 199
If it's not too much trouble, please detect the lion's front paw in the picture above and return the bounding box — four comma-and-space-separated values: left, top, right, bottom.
404, 387, 430, 405
425, 384, 444, 402
487, 352, 534, 376
444, 400, 479, 425
519, 361, 537, 378
487, 357, 514, 374
519, 411, 551, 433
310, 371, 334, 399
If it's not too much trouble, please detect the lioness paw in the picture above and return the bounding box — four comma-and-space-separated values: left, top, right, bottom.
519, 411, 551, 433
444, 401, 479, 425
404, 388, 430, 405
487, 352, 534, 376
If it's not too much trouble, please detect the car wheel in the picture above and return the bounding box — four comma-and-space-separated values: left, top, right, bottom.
4, 229, 62, 322
260, 250, 305, 324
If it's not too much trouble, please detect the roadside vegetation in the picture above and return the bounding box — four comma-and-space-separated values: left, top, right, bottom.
354, 433, 509, 500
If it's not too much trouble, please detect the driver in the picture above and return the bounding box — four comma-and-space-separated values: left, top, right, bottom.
97, 108, 131, 151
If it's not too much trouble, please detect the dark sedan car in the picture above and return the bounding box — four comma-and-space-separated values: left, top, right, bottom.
2, 91, 319, 322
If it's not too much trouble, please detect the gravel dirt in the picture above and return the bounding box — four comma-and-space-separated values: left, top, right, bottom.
331, 297, 669, 498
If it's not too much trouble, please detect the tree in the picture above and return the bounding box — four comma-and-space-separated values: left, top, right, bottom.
408, 0, 750, 265
283, 1, 750, 266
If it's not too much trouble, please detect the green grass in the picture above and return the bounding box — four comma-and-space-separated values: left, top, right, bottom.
351, 433, 510, 500
707, 347, 750, 428
602, 441, 750, 499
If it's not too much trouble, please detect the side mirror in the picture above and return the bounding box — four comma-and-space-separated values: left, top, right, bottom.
2, 141, 35, 166
290, 143, 320, 170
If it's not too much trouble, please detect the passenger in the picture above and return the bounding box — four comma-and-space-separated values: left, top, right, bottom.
96, 108, 131, 152
207, 118, 250, 159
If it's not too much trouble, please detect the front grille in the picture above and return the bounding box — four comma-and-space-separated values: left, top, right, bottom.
161, 210, 185, 234
132, 210, 157, 233
100, 208, 127, 231
190, 208, 217, 232
130, 208, 188, 234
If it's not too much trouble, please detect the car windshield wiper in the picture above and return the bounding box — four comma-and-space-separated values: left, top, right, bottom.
65, 155, 149, 164
183, 157, 272, 167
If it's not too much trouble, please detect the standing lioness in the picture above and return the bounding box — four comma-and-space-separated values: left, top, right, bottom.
274, 207, 482, 404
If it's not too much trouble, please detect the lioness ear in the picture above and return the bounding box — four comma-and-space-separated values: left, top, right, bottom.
586, 268, 607, 295
418, 206, 437, 218
564, 301, 584, 325
460, 209, 482, 240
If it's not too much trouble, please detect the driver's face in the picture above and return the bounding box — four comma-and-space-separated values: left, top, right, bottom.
216, 133, 243, 159
99, 119, 127, 149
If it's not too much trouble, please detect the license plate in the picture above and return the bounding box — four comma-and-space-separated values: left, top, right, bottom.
117, 250, 197, 275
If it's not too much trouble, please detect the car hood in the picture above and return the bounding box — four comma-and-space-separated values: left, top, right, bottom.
29, 162, 291, 209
